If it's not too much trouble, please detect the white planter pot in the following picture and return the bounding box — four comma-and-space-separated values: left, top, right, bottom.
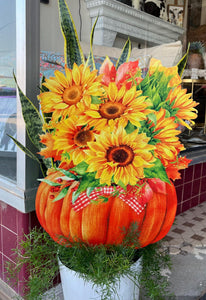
58, 257, 141, 300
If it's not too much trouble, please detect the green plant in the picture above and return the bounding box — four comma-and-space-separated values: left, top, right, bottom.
6, 226, 173, 300
138, 243, 174, 300
189, 41, 205, 56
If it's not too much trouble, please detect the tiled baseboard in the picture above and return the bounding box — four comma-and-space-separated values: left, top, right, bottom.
0, 279, 63, 300
0, 279, 20, 300
175, 161, 206, 215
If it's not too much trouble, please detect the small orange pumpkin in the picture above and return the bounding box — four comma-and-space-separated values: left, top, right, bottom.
35, 170, 177, 248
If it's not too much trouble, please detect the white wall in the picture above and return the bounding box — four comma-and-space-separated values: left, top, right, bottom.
40, 0, 91, 53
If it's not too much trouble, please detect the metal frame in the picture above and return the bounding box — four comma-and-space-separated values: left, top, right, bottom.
0, 0, 40, 212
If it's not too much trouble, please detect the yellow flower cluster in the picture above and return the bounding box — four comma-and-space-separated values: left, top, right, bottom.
38, 58, 198, 185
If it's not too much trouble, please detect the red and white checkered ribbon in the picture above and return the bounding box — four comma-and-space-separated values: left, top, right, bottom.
72, 185, 147, 215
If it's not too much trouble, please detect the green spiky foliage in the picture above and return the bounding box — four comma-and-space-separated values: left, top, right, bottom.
138, 68, 179, 121
177, 43, 190, 77
116, 38, 131, 69
189, 41, 205, 56
11, 75, 51, 177
85, 17, 98, 70
58, 0, 85, 68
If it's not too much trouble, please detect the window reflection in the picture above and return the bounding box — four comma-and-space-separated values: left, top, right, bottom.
0, 0, 16, 180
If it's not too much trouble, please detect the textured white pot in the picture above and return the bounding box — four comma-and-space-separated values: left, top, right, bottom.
58, 257, 141, 300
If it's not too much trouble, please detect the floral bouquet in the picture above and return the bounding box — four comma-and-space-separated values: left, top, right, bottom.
14, 0, 198, 250
8, 0, 200, 299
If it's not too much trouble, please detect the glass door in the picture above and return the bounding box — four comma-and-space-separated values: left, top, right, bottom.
0, 0, 16, 180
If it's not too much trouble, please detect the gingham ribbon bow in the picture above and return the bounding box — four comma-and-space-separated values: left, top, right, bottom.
72, 185, 148, 215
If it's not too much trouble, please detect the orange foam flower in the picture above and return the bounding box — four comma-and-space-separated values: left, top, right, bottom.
39, 132, 62, 161
166, 156, 191, 180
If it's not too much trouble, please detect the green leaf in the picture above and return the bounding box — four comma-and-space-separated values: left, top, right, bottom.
72, 191, 80, 204
86, 186, 96, 197
56, 168, 79, 180
14, 74, 44, 151
125, 121, 137, 134
61, 152, 71, 161
77, 178, 93, 194
177, 43, 190, 77
116, 38, 131, 70
75, 172, 102, 194
147, 113, 157, 125
42, 157, 53, 170
58, 0, 85, 68
91, 95, 102, 104
151, 91, 161, 109
77, 175, 97, 193
71, 161, 88, 175
59, 176, 76, 181
40, 75, 49, 92
53, 187, 69, 202
117, 180, 127, 191
144, 159, 170, 183
85, 16, 98, 70
7, 134, 41, 164
38, 179, 61, 186
98, 196, 109, 203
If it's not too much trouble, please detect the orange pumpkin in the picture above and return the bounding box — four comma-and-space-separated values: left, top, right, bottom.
35, 170, 177, 248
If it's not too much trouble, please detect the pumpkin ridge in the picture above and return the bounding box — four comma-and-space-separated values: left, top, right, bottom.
151, 182, 177, 244
69, 207, 83, 242
43, 172, 68, 242
151, 203, 168, 245
138, 192, 167, 248
105, 196, 129, 245
81, 195, 114, 245
59, 184, 73, 239
35, 172, 59, 233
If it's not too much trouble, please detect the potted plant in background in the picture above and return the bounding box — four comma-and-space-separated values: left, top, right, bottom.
187, 41, 205, 69
6, 0, 198, 299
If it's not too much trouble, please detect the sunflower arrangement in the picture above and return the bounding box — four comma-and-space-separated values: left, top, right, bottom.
13, 0, 198, 248
8, 0, 200, 299
38, 55, 197, 185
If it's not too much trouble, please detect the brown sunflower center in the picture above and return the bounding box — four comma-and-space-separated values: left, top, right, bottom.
106, 145, 134, 166
63, 86, 82, 105
99, 102, 125, 120
74, 130, 94, 147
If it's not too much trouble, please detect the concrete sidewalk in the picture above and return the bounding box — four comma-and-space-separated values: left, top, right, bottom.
167, 248, 206, 299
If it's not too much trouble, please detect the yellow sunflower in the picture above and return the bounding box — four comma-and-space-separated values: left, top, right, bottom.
85, 127, 155, 186
38, 63, 103, 121
150, 108, 184, 166
166, 85, 198, 129
53, 115, 96, 165
77, 82, 151, 131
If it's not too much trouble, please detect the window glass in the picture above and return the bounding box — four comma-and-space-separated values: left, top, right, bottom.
0, 0, 16, 181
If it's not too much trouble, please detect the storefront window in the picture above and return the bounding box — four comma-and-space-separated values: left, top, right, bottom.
0, 0, 40, 213
0, 0, 16, 181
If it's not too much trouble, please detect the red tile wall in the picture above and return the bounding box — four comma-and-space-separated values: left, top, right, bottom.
175, 162, 206, 215
0, 201, 40, 296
